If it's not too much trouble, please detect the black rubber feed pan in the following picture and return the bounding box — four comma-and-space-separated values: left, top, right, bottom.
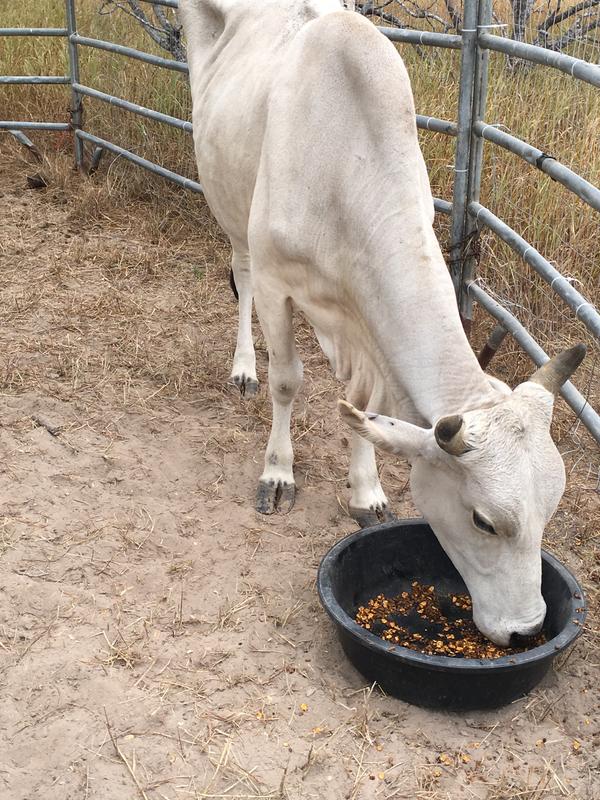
318, 519, 586, 710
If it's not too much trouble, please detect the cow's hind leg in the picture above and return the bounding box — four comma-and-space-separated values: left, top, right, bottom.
230, 249, 258, 397
348, 431, 395, 528
254, 295, 302, 514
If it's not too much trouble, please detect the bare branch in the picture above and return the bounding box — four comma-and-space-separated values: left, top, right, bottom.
99, 0, 186, 61
534, 0, 600, 45
442, 0, 462, 32
542, 13, 600, 50
358, 3, 407, 28
358, 0, 455, 32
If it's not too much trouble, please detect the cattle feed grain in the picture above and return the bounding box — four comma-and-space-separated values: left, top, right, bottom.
355, 582, 546, 659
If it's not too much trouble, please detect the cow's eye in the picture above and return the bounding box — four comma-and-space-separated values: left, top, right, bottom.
473, 510, 496, 535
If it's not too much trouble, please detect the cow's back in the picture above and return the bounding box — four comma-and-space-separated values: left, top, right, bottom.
250, 11, 434, 268
179, 0, 343, 250
248, 11, 451, 419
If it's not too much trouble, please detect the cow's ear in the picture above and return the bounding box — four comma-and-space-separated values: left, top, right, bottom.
338, 401, 430, 462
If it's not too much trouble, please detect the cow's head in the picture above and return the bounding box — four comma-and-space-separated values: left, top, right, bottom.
339, 345, 585, 646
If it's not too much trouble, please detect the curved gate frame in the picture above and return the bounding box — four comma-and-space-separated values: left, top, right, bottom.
1, 0, 599, 442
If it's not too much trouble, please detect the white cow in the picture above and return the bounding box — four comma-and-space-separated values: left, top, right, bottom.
178, 0, 585, 645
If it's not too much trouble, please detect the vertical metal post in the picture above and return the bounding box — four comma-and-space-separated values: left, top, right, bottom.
449, 0, 480, 334
65, 0, 84, 169
450, 0, 479, 305
461, 0, 493, 322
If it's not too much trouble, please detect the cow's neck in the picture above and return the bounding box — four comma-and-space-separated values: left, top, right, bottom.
355, 233, 500, 425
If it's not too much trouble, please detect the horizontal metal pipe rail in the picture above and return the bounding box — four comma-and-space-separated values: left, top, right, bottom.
468, 282, 600, 444
75, 86, 458, 142
75, 127, 452, 218
70, 34, 189, 73
0, 75, 70, 85
69, 33, 461, 82
416, 114, 457, 136
6, 130, 38, 151
138, 0, 178, 6
75, 86, 457, 148
75, 129, 202, 192
73, 82, 192, 131
379, 27, 462, 49
469, 201, 600, 341
0, 121, 70, 130
473, 122, 600, 211
434, 198, 452, 215
74, 88, 456, 156
479, 33, 600, 89
0, 27, 68, 36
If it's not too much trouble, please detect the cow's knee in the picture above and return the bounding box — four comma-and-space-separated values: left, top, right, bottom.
269, 358, 303, 405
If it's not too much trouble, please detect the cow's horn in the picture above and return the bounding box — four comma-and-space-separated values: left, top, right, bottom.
434, 414, 470, 456
529, 344, 587, 395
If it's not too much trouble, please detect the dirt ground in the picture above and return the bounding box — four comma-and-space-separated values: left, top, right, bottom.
0, 140, 598, 800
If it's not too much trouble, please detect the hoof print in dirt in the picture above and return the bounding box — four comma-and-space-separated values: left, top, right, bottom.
350, 505, 396, 529
255, 480, 295, 515
26, 173, 49, 190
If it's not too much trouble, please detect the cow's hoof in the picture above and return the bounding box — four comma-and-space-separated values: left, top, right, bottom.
232, 374, 259, 397
349, 504, 396, 529
256, 480, 296, 515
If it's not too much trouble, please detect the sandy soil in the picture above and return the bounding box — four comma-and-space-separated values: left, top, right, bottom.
0, 141, 598, 800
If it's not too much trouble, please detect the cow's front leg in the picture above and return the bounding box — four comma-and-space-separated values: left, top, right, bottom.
255, 296, 303, 515
348, 432, 395, 528
230, 250, 258, 397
